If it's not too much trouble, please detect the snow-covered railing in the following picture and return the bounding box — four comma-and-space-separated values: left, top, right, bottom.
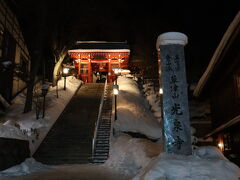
92, 79, 108, 159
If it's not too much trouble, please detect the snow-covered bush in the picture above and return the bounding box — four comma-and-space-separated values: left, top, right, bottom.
106, 134, 162, 176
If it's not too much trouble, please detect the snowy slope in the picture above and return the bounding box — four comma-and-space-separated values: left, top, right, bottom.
114, 76, 162, 139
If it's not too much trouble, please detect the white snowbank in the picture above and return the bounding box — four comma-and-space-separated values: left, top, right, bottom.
0, 124, 28, 140
114, 76, 162, 139
133, 146, 240, 180
0, 158, 52, 177
142, 83, 162, 120
105, 134, 162, 176
193, 146, 228, 160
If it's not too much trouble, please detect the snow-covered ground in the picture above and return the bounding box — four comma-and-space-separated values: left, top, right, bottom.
0, 75, 239, 180
0, 76, 82, 155
133, 147, 240, 180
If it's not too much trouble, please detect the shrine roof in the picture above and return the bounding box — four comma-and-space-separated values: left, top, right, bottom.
70, 41, 130, 50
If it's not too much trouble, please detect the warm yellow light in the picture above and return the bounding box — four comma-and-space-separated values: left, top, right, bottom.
218, 142, 224, 151
218, 143, 223, 148
159, 88, 163, 94
113, 84, 119, 95
113, 68, 122, 75
63, 67, 69, 74
113, 88, 119, 95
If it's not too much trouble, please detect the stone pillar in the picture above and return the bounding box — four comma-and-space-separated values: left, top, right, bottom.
156, 32, 192, 155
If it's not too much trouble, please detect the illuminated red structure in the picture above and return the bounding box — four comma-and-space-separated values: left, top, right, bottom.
68, 41, 130, 83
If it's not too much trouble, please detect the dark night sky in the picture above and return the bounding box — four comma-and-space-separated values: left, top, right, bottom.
11, 0, 239, 84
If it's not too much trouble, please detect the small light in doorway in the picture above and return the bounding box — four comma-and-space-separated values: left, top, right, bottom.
218, 142, 224, 151
159, 88, 163, 94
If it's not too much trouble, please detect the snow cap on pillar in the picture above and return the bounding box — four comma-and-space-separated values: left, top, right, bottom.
156, 32, 188, 50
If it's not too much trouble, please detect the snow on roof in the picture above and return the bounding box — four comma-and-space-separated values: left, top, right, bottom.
70, 41, 130, 51
193, 11, 240, 97
68, 49, 130, 53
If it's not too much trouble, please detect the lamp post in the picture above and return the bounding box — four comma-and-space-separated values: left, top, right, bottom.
63, 67, 69, 90
159, 87, 163, 119
113, 84, 119, 121
41, 84, 49, 118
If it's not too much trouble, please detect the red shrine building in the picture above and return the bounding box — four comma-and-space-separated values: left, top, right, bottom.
68, 41, 130, 83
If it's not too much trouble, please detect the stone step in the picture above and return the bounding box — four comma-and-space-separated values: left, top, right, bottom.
99, 123, 111, 126
93, 155, 108, 160
98, 129, 110, 132
92, 159, 106, 164
97, 130, 110, 133
97, 136, 109, 139
94, 149, 109, 153
37, 159, 90, 165
97, 133, 110, 136
96, 145, 109, 149
94, 152, 108, 156
97, 139, 109, 143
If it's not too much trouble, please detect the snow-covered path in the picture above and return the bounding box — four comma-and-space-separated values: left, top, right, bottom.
0, 164, 131, 180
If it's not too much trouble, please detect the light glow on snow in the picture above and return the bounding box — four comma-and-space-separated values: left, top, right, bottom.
1, 74, 239, 180
114, 76, 162, 139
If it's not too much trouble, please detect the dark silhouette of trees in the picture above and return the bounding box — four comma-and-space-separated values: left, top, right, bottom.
22, 1, 47, 113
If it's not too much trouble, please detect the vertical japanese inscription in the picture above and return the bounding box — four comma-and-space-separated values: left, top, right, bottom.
160, 44, 192, 155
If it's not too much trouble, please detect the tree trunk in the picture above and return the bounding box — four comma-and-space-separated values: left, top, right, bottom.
23, 2, 46, 113
52, 51, 67, 87
23, 78, 35, 113
23, 55, 41, 113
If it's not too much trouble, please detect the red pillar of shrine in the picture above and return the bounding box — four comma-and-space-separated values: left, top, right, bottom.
88, 60, 92, 83
78, 60, 81, 79
108, 60, 112, 83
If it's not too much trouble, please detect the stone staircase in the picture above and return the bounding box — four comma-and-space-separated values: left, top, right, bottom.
33, 83, 104, 165
92, 84, 113, 164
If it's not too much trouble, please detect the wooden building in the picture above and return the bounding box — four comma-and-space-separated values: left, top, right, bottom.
194, 11, 240, 165
0, 0, 30, 102
68, 41, 130, 83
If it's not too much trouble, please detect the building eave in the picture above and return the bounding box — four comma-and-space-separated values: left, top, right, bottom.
193, 11, 240, 97
204, 115, 240, 138
68, 49, 130, 53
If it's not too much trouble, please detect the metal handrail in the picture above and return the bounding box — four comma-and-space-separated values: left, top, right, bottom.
92, 79, 108, 160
